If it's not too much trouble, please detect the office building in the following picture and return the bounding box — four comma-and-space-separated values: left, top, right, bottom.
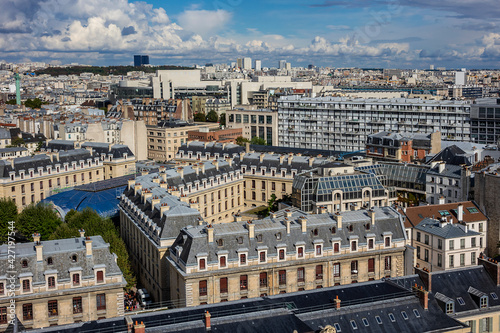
226, 108, 278, 145
470, 98, 500, 145
278, 96, 471, 152
134, 55, 150, 67
243, 57, 252, 70
279, 60, 286, 69
0, 232, 126, 330
254, 60, 262, 71
167, 206, 407, 307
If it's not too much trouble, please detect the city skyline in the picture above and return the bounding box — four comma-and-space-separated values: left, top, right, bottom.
1, 0, 500, 68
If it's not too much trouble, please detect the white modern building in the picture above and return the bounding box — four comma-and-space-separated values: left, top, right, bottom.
277, 96, 471, 152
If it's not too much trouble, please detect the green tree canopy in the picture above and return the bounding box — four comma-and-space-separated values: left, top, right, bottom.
9, 137, 25, 147
251, 136, 267, 145
193, 112, 206, 122
0, 198, 18, 244
219, 113, 226, 127
206, 110, 219, 122
24, 98, 43, 109
236, 136, 250, 146
17, 203, 62, 241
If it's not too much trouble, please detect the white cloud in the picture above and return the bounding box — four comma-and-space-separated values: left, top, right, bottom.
177, 9, 232, 38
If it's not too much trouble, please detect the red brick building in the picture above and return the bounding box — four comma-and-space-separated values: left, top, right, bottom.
187, 127, 242, 143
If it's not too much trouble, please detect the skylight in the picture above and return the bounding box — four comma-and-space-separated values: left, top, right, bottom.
362, 318, 369, 327
491, 292, 498, 300
375, 316, 383, 324
457, 297, 465, 306
350, 320, 358, 330
388, 313, 396, 322
413, 309, 421, 318
334, 323, 341, 332
439, 210, 450, 216
401, 311, 409, 320
467, 207, 479, 213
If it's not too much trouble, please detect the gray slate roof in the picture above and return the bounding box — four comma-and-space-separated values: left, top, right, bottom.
414, 218, 480, 239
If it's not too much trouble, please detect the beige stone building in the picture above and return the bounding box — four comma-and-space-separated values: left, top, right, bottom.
147, 121, 219, 161
0, 233, 126, 330
0, 144, 135, 210
119, 160, 245, 303
167, 206, 407, 307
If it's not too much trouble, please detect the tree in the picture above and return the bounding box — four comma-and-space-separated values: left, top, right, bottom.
6, 99, 16, 105
17, 203, 62, 241
9, 137, 25, 147
235, 136, 250, 146
35, 140, 44, 152
251, 136, 267, 145
206, 110, 218, 122
193, 112, 206, 122
219, 113, 226, 127
267, 194, 277, 214
0, 198, 18, 244
24, 98, 43, 109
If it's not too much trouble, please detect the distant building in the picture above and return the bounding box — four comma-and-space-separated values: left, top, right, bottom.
279, 60, 286, 69
243, 57, 252, 70
134, 55, 149, 67
455, 70, 466, 86
187, 128, 242, 143
366, 131, 441, 163
226, 108, 278, 145
0, 232, 126, 330
425, 161, 471, 205
470, 98, 500, 145
254, 59, 262, 71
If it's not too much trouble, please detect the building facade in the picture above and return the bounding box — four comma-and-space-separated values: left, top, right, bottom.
167, 206, 407, 307
226, 108, 278, 146
426, 162, 471, 205
0, 233, 126, 330
278, 96, 471, 152
470, 97, 500, 145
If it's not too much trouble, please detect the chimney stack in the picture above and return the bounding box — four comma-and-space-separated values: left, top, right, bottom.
193, 164, 199, 176
478, 255, 500, 286
134, 184, 142, 196
279, 155, 285, 165
79, 229, 85, 238
177, 167, 184, 179
33, 233, 43, 262
207, 225, 214, 243
308, 157, 315, 167
247, 221, 255, 239
414, 266, 432, 292
368, 209, 376, 225
287, 154, 293, 165
260, 153, 265, 163
245, 142, 250, 153
285, 210, 293, 218
133, 321, 146, 333
85, 237, 93, 256
336, 212, 342, 229
212, 160, 219, 171
438, 162, 445, 173
286, 218, 291, 235
298, 216, 307, 233
334, 295, 341, 310
205, 310, 211, 331
160, 203, 170, 216
127, 179, 135, 190
412, 284, 429, 310
438, 196, 445, 205
457, 203, 463, 222
234, 214, 242, 222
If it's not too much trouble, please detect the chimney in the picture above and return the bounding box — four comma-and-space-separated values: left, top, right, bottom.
193, 164, 199, 176
177, 167, 184, 179
368, 209, 376, 225
438, 162, 445, 173
85, 237, 93, 256
33, 233, 42, 262
414, 266, 432, 292
457, 203, 463, 222
279, 155, 285, 165
336, 212, 343, 229
127, 179, 135, 190
160, 203, 170, 216
260, 153, 265, 163
234, 214, 242, 222
199, 162, 206, 174
438, 196, 445, 205
212, 160, 219, 171
79, 229, 85, 238
287, 154, 293, 165
412, 284, 429, 310
285, 209, 293, 218
298, 216, 307, 233
319, 206, 327, 214
245, 142, 250, 153
239, 151, 245, 162
205, 310, 211, 331
133, 321, 146, 333
141, 169, 148, 176
308, 157, 315, 167
142, 191, 152, 204
334, 295, 341, 310
207, 225, 214, 243
225, 157, 233, 167
151, 196, 161, 209
134, 184, 142, 196
247, 221, 255, 239
125, 317, 133, 333
286, 218, 291, 235
478, 256, 500, 286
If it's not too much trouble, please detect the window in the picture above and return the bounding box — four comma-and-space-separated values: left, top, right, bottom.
313, 229, 318, 236
425, 234, 429, 245
401, 311, 409, 320
413, 309, 421, 318
48, 300, 58, 317
48, 276, 55, 289
368, 258, 375, 273
350, 320, 358, 330
199, 258, 206, 270
449, 240, 454, 250
446, 302, 454, 314
297, 247, 304, 258
480, 296, 488, 308
47, 257, 53, 265
438, 254, 442, 267
260, 272, 267, 288
351, 241, 357, 252
314, 244, 322, 256
297, 268, 305, 283
388, 313, 396, 322
375, 316, 382, 324
73, 297, 82, 314
333, 263, 340, 277
22, 279, 30, 292
334, 323, 342, 331
438, 239, 443, 250
491, 293, 499, 300
416, 232, 421, 242
362, 318, 369, 327
71, 254, 78, 263
72, 273, 80, 286
220, 277, 228, 294
449, 255, 454, 268
22, 260, 28, 268
316, 265, 323, 280
471, 237, 476, 247
0, 307, 7, 324
457, 297, 465, 306
424, 249, 429, 262
278, 249, 285, 260
259, 251, 266, 263
460, 253, 465, 266
96, 294, 106, 310
240, 275, 248, 290
23, 303, 33, 320
0, 283, 3, 295
279, 270, 286, 285
460, 239, 465, 249
351, 260, 358, 274
240, 254, 246, 265
97, 270, 104, 283
219, 256, 226, 268
368, 239, 374, 250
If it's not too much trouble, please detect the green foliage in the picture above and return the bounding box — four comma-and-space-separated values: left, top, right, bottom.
267, 194, 277, 214
9, 137, 25, 147
193, 112, 206, 122
251, 136, 267, 145
17, 204, 62, 241
206, 110, 219, 122
235, 136, 250, 146
219, 113, 226, 127
24, 98, 43, 109
50, 208, 136, 288
6, 99, 16, 105
0, 198, 18, 244
35, 140, 44, 152
35, 65, 193, 77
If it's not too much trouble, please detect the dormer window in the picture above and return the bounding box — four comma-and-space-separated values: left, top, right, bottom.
47, 257, 53, 265
365, 223, 370, 230
331, 227, 336, 234
351, 240, 357, 252
368, 239, 374, 250
22, 260, 28, 268
313, 229, 319, 236
333, 242, 340, 253
219, 256, 226, 268
217, 239, 224, 247
385, 236, 391, 247
278, 249, 286, 261
71, 255, 78, 263
199, 258, 206, 270
297, 246, 304, 258
237, 237, 243, 244
276, 232, 282, 240
348, 225, 353, 232
480, 296, 488, 308
256, 234, 263, 242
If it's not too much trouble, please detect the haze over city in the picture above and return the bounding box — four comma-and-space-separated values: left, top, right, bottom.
2, 0, 500, 68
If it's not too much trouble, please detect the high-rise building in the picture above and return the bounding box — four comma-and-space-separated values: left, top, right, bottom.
455, 70, 467, 86
237, 58, 243, 69
134, 55, 150, 67
254, 60, 262, 71
279, 60, 286, 69
243, 57, 252, 70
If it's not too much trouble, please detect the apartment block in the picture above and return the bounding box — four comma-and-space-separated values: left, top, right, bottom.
167, 206, 407, 307
278, 96, 471, 152
226, 109, 278, 145
0, 233, 126, 330
470, 97, 500, 145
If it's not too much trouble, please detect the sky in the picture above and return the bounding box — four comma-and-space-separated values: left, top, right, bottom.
1, 0, 500, 68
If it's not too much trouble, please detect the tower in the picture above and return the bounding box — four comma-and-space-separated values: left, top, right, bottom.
14, 72, 21, 105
